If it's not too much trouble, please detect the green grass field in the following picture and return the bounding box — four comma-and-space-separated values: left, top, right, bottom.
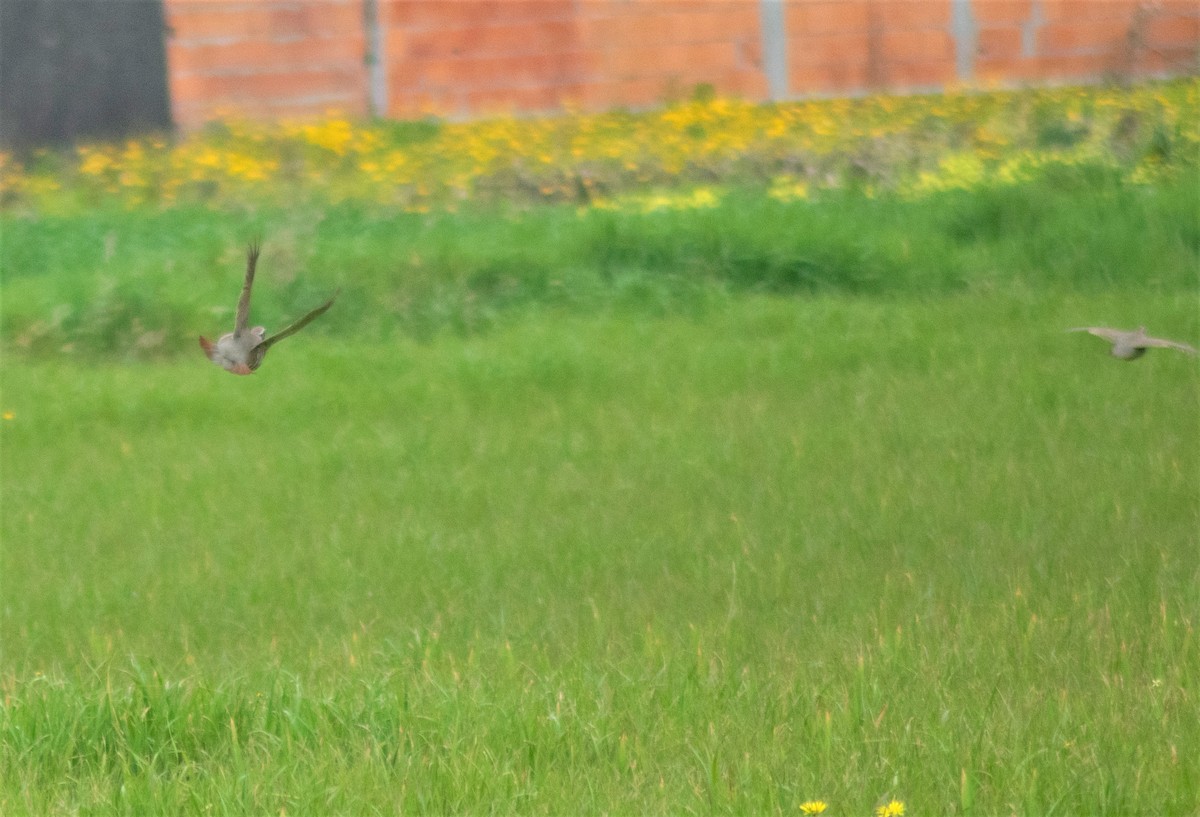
2, 98, 1199, 814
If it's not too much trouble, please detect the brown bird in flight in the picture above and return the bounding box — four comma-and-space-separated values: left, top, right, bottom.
200, 243, 338, 375
1067, 326, 1198, 360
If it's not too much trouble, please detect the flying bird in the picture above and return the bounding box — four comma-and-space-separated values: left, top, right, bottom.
200, 243, 338, 375
1067, 326, 1198, 360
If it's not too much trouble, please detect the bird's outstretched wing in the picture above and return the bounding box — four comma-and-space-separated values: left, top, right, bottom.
234, 242, 260, 338
1139, 336, 1198, 355
1067, 326, 1126, 341
257, 290, 340, 352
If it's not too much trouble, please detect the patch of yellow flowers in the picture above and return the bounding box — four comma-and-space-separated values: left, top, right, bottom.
0, 80, 1194, 215
796, 798, 904, 815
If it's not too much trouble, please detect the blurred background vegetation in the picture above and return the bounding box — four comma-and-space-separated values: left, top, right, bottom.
1, 80, 1197, 360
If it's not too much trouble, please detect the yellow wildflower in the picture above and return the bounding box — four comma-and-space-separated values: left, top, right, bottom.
769, 175, 809, 202
876, 800, 905, 817
0, 78, 1194, 213
78, 148, 114, 177
800, 801, 828, 814
301, 118, 355, 155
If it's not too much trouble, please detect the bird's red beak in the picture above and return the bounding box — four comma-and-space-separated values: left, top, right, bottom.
198, 336, 215, 360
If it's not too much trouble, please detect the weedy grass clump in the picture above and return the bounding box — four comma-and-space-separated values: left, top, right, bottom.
2, 168, 1197, 356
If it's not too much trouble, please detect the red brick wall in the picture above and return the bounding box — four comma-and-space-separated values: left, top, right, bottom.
786, 1, 950, 92
382, 0, 766, 116
163, 0, 1199, 129
165, 0, 369, 129
974, 0, 1200, 83
383, 0, 581, 115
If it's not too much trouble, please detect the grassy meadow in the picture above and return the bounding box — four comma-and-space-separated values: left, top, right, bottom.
1, 82, 1199, 815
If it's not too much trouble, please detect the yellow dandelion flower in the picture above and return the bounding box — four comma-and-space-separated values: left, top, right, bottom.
686, 187, 718, 208
769, 175, 809, 202
876, 799, 905, 817
800, 801, 828, 814
78, 149, 114, 177
302, 119, 355, 155
2, 411, 14, 420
